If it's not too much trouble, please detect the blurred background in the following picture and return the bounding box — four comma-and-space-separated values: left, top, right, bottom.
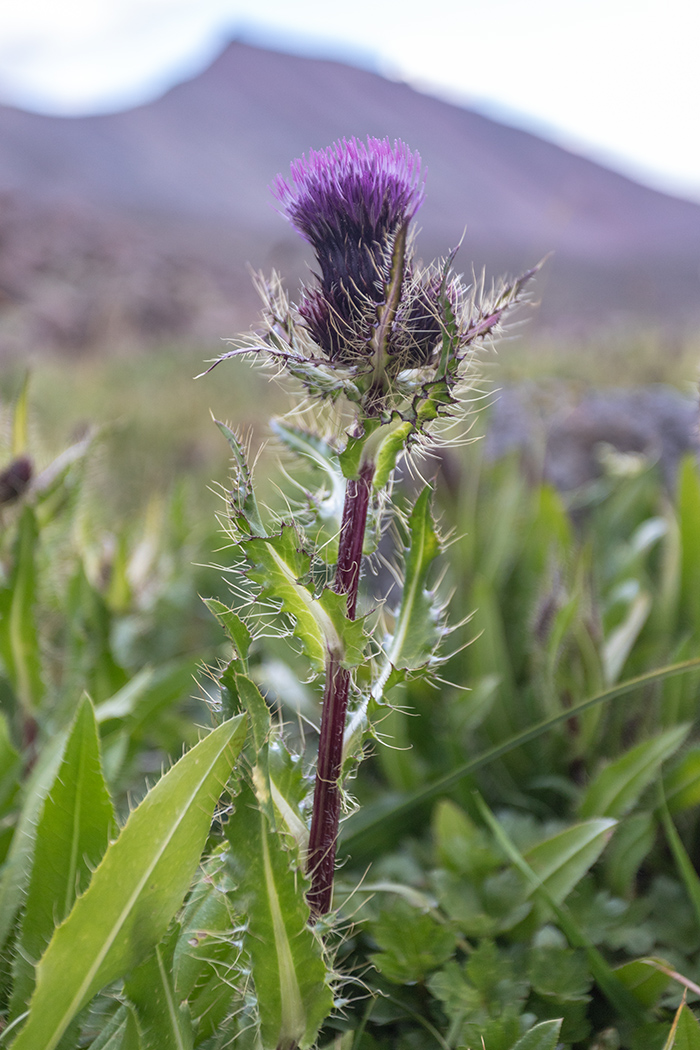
0, 0, 698, 511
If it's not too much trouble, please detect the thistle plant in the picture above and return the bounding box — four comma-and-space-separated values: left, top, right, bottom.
207, 135, 537, 920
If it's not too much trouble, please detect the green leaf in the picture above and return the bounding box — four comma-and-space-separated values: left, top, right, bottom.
225, 784, 333, 1050
342, 658, 700, 855
659, 788, 700, 932
523, 819, 617, 905
0, 506, 43, 713
0, 732, 67, 955
203, 599, 252, 666
380, 486, 442, 678
270, 419, 345, 544
602, 587, 652, 684
614, 958, 670, 1008
337, 419, 381, 480
370, 898, 457, 985
11, 372, 30, 457
663, 747, 700, 813
173, 863, 240, 1039
60, 564, 128, 707
124, 926, 194, 1050
510, 1019, 563, 1050
372, 420, 413, 491
218, 665, 270, 751
672, 1003, 700, 1050
214, 418, 265, 536
10, 697, 115, 1017
476, 796, 645, 1025
11, 715, 246, 1050
603, 811, 656, 897
678, 456, 700, 631
243, 526, 365, 670
88, 1005, 141, 1050
0, 713, 21, 817
580, 724, 689, 819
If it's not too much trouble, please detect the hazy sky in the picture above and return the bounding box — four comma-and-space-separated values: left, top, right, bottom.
0, 0, 698, 202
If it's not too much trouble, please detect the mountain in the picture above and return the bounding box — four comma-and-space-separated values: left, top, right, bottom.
1, 40, 699, 353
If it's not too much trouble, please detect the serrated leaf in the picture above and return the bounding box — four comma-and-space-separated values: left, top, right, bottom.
524, 819, 617, 904
203, 598, 252, 665
10, 696, 115, 1016
338, 419, 381, 480
0, 731, 67, 955
370, 898, 457, 984
271, 419, 345, 521
243, 527, 365, 670
374, 487, 442, 697
0, 505, 43, 713
219, 665, 270, 751
225, 784, 333, 1050
215, 419, 265, 537
372, 421, 413, 491
173, 863, 240, 1037
580, 724, 689, 819
124, 926, 194, 1050
511, 1019, 563, 1050
11, 715, 246, 1050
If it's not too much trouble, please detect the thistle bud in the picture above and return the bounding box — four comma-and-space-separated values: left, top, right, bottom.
273, 136, 441, 370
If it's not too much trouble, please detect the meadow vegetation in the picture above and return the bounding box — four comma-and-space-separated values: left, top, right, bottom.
0, 321, 698, 1050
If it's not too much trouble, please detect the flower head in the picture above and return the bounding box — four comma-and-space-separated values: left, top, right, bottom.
272, 136, 435, 366
205, 136, 538, 434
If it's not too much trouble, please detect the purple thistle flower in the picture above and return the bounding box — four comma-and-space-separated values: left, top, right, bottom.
272, 137, 440, 366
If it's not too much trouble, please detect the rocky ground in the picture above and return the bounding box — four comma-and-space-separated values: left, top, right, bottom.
484, 383, 699, 491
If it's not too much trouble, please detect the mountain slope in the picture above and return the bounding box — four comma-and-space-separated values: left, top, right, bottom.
1, 40, 698, 351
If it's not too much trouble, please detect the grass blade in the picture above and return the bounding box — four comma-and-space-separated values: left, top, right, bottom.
342, 658, 700, 851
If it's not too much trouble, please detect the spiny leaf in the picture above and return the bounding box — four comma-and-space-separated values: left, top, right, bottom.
225, 784, 333, 1050
10, 696, 115, 1018
214, 418, 265, 537
11, 715, 246, 1050
124, 926, 194, 1050
242, 526, 365, 670
204, 598, 252, 667
372, 420, 414, 491
0, 731, 68, 955
338, 418, 381, 480
375, 486, 442, 693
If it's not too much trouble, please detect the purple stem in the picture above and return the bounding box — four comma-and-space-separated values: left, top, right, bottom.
307, 459, 375, 917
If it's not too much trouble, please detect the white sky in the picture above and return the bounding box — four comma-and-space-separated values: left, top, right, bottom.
0, 0, 698, 202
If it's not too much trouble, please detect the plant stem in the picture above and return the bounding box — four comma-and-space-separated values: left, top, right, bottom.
307, 459, 375, 917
